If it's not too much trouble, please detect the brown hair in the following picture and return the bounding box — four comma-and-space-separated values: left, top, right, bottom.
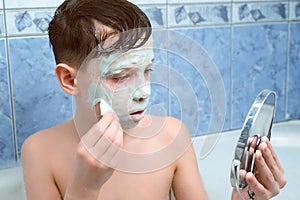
48, 0, 152, 68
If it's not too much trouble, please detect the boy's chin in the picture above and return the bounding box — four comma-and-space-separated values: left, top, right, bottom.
120, 117, 144, 130
119, 110, 146, 130
120, 119, 139, 130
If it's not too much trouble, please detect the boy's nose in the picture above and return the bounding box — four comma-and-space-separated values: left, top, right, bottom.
132, 82, 150, 103
133, 96, 148, 102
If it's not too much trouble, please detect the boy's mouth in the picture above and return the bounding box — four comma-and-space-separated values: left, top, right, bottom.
129, 109, 145, 122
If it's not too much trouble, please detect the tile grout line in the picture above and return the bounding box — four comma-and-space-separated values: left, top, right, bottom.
285, 1, 291, 120
3, 0, 19, 163
166, 0, 171, 118
230, 0, 234, 130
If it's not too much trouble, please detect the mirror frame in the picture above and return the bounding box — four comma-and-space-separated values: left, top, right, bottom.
230, 89, 277, 191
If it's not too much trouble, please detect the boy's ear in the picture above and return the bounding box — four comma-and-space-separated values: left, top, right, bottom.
55, 63, 79, 96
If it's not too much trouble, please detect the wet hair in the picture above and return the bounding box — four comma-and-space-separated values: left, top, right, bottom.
48, 0, 152, 68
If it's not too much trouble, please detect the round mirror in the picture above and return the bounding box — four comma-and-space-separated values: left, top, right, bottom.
230, 89, 277, 197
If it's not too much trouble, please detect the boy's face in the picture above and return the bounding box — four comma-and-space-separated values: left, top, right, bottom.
83, 42, 154, 129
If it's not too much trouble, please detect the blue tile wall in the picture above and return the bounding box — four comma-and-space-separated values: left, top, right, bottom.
0, 39, 15, 168
175, 27, 231, 134
147, 47, 169, 117
0, 1, 299, 168
169, 50, 210, 136
288, 22, 300, 119
9, 37, 72, 156
232, 23, 288, 128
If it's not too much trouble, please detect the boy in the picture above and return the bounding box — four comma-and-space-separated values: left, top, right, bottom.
21, 0, 286, 199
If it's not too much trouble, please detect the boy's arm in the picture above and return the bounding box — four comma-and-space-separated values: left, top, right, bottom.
22, 134, 63, 199
171, 122, 208, 200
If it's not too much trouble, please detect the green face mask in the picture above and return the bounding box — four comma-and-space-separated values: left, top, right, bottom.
87, 46, 154, 129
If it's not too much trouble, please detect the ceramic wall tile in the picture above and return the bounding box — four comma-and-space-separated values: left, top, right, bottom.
4, 0, 63, 9
9, 37, 72, 154
147, 30, 170, 118
6, 9, 54, 36
169, 51, 205, 136
148, 45, 169, 117
168, 3, 231, 27
141, 5, 167, 28
168, 27, 231, 135
5, 5, 165, 36
176, 27, 231, 133
290, 1, 300, 20
5, 0, 161, 9
232, 0, 283, 2
168, 0, 230, 3
233, 2, 288, 23
232, 24, 288, 128
0, 39, 15, 168
288, 22, 300, 119
129, 0, 166, 5
0, 11, 5, 37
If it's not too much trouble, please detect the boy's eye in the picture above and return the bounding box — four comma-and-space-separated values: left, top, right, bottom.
145, 68, 153, 74
113, 75, 130, 81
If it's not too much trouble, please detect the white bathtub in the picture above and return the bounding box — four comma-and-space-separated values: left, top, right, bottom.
0, 120, 299, 199
0, 165, 25, 200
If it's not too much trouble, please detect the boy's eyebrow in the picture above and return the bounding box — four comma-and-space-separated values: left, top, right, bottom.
102, 57, 154, 77
102, 66, 137, 77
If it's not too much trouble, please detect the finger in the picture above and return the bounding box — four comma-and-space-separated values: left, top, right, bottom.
239, 169, 247, 177
99, 129, 123, 168
254, 150, 280, 193
246, 172, 271, 199
99, 142, 121, 168
92, 117, 122, 156
113, 128, 123, 148
242, 146, 256, 172
89, 134, 116, 165
259, 140, 286, 188
81, 111, 114, 147
261, 137, 284, 173
103, 118, 121, 143
238, 169, 247, 185
91, 120, 123, 167
102, 112, 122, 144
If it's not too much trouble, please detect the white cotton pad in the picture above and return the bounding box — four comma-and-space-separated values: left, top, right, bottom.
92, 98, 112, 115
100, 98, 112, 115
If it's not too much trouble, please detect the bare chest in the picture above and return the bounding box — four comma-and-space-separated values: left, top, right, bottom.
56, 160, 175, 200
97, 169, 174, 200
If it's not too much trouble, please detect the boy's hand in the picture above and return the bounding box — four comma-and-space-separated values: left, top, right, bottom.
77, 110, 123, 181
231, 136, 286, 200
65, 107, 123, 199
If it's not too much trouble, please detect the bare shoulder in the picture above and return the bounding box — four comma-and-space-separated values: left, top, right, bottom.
21, 120, 80, 196
22, 120, 74, 152
21, 119, 78, 166
21, 120, 79, 199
